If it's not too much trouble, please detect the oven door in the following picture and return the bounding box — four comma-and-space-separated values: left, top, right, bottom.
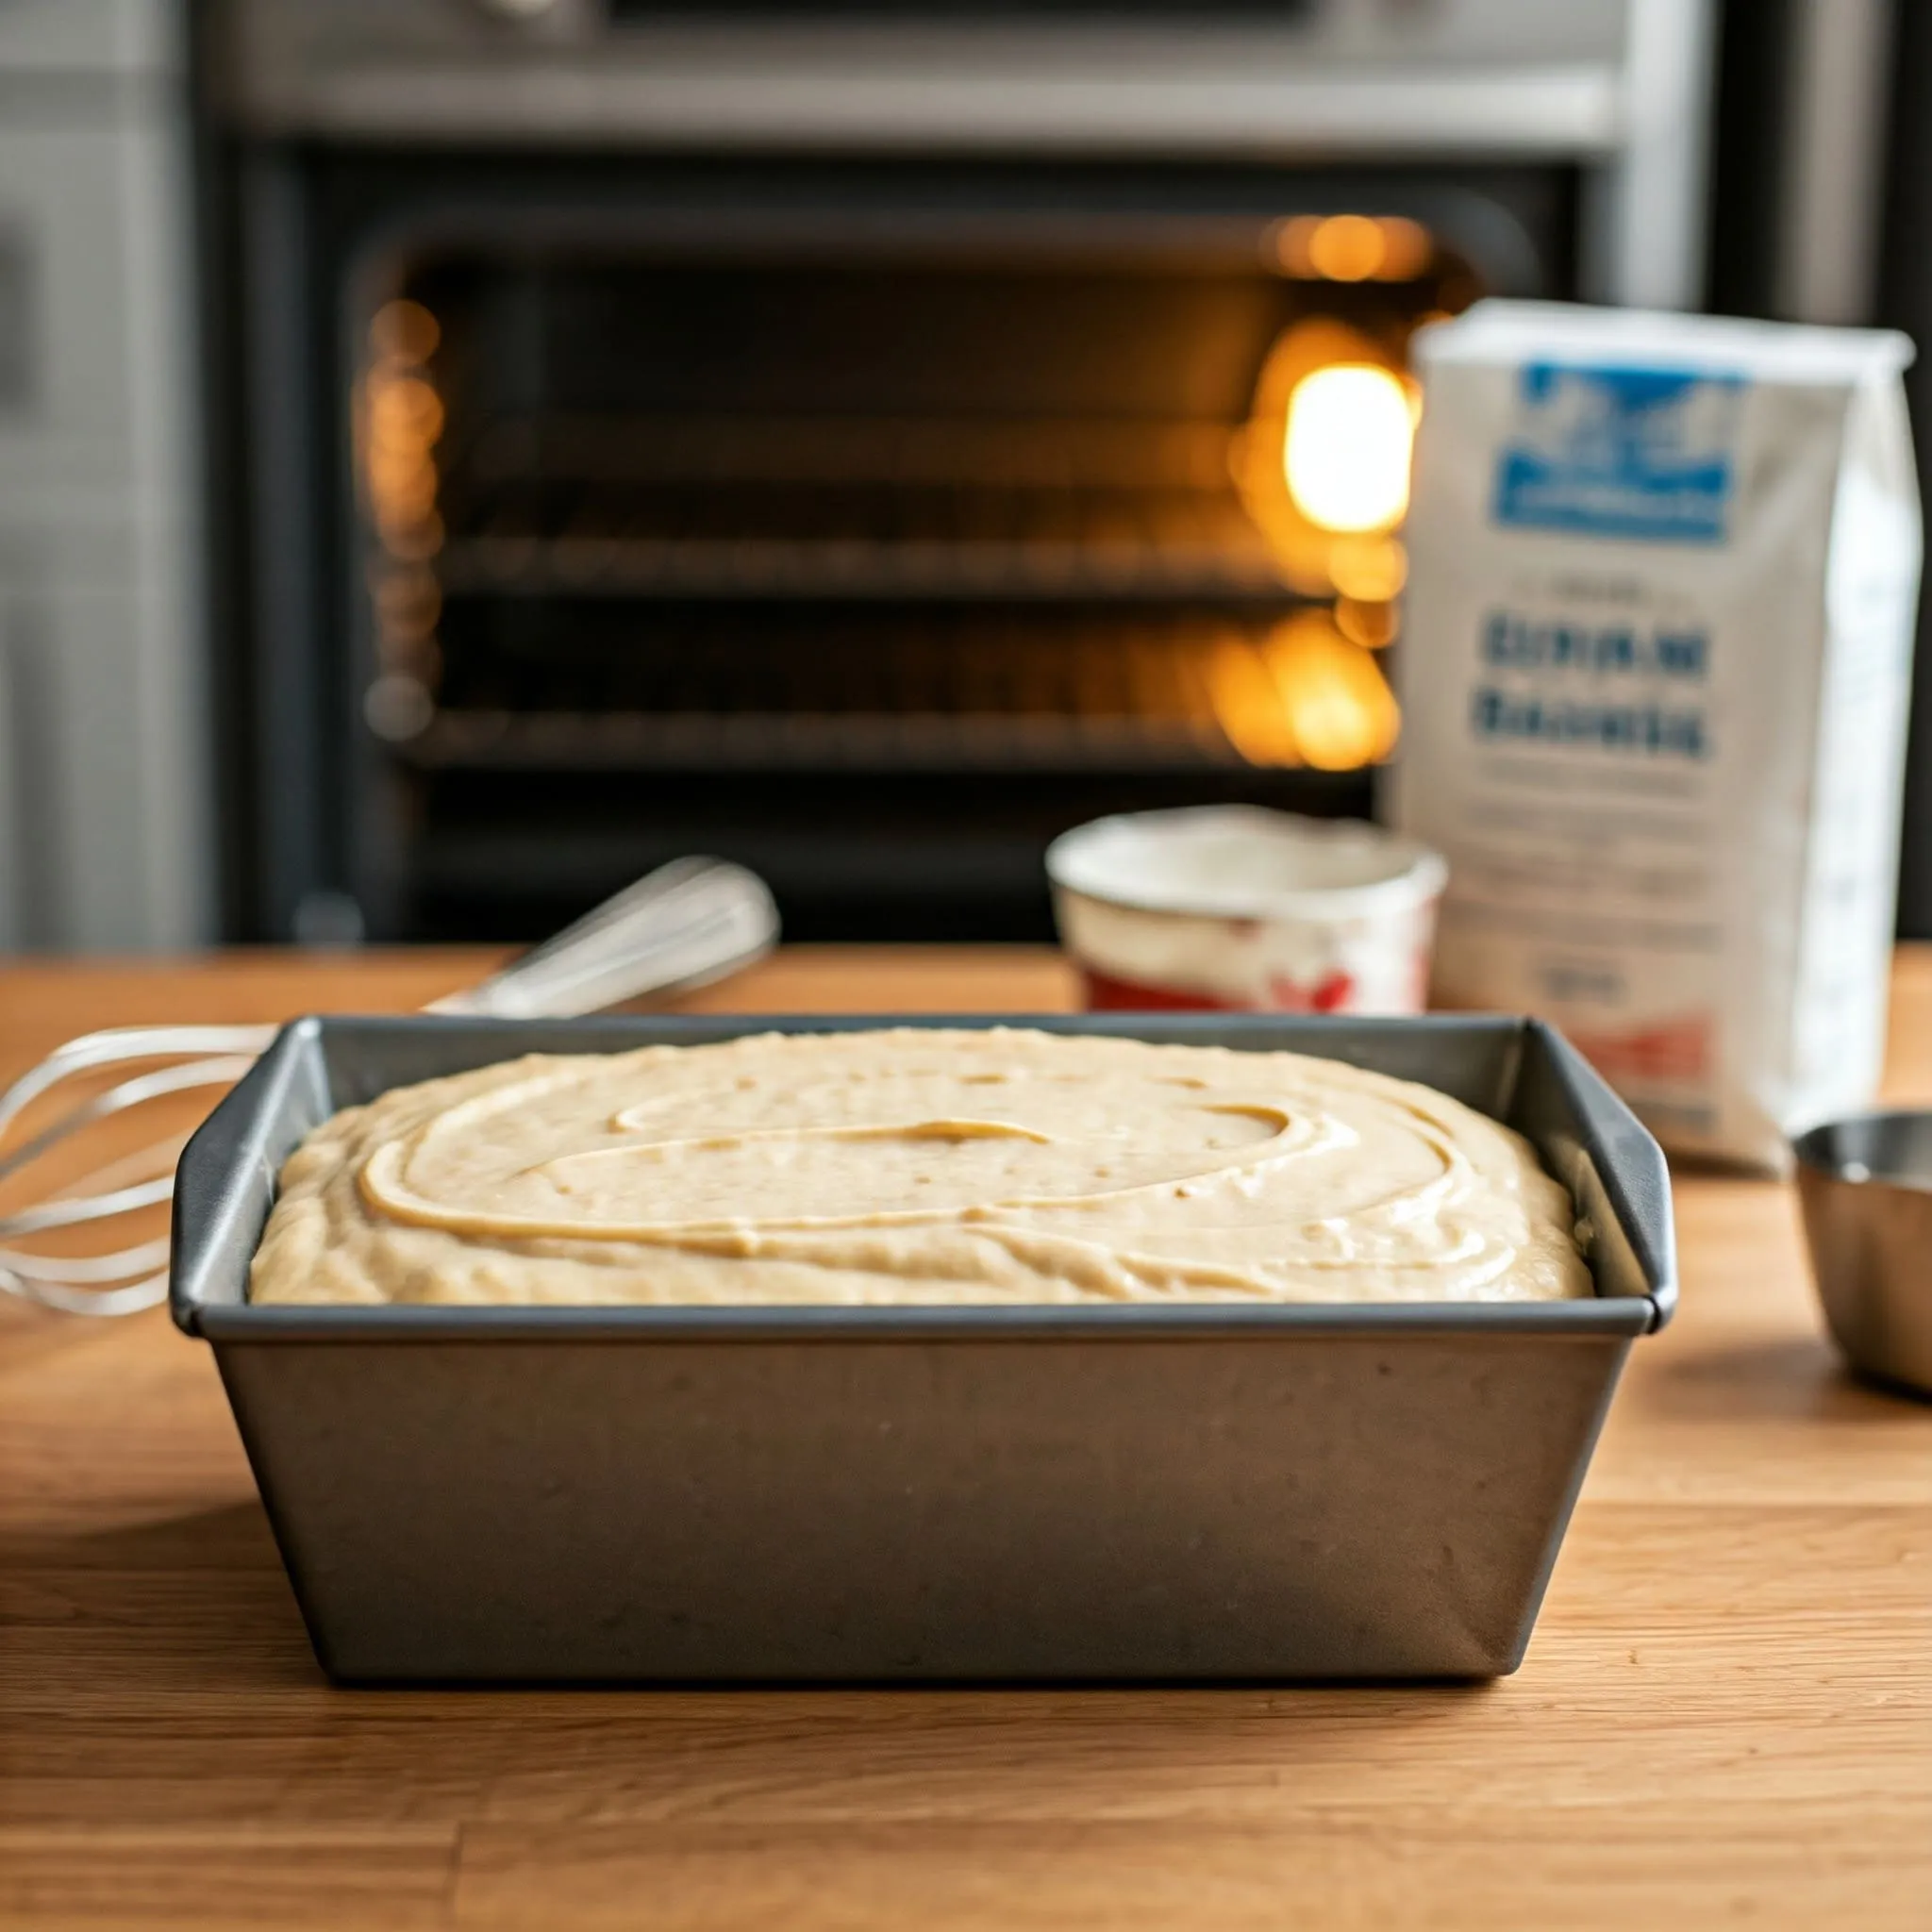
232, 157, 1568, 941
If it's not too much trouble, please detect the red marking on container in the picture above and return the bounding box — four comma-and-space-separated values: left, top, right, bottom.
1267, 970, 1357, 1013
1082, 968, 1360, 1013
1080, 970, 1232, 1012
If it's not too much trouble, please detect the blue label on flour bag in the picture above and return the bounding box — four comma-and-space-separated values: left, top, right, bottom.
1492, 364, 1744, 543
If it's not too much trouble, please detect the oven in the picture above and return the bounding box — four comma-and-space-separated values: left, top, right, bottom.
202, 0, 1716, 942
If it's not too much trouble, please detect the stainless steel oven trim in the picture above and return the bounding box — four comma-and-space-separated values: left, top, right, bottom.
211, 3, 1638, 158
234, 57, 1627, 163
212, 0, 1716, 301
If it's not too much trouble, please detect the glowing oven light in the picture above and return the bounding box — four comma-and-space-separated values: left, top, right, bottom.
362, 297, 447, 739
1282, 363, 1416, 535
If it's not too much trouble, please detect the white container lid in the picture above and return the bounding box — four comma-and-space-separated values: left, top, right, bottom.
1046, 807, 1446, 924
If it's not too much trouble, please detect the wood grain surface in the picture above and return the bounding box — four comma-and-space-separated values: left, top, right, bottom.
0, 946, 1926, 1931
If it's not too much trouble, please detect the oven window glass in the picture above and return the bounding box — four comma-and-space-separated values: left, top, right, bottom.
341, 185, 1546, 938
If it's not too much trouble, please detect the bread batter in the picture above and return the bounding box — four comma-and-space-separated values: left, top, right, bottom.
247, 1028, 1591, 1306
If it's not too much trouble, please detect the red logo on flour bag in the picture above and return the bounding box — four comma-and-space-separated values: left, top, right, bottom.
1564, 1015, 1711, 1084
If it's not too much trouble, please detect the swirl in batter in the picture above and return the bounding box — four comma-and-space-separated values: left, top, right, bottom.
247, 1028, 1591, 1306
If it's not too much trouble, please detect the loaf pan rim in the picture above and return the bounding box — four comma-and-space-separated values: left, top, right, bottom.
171, 1008, 1674, 1341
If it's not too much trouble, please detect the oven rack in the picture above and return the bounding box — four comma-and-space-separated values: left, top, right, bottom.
461, 413, 1243, 492
397, 706, 1252, 773
428, 419, 1291, 603
434, 528, 1292, 603
395, 608, 1370, 773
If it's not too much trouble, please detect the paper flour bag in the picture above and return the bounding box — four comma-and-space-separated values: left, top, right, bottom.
1391, 301, 1921, 1167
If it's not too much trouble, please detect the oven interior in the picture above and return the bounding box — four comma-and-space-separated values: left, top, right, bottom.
312, 163, 1568, 940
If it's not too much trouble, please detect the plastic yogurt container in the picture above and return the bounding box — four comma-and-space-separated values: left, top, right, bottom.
1047, 806, 1447, 1015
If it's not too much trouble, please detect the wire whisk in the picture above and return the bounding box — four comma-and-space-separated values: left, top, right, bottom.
0, 858, 779, 1316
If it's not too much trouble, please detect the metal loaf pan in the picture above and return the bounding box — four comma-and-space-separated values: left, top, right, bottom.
171, 1013, 1675, 1684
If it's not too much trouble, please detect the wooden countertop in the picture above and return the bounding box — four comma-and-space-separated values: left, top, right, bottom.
1, 946, 1926, 1931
